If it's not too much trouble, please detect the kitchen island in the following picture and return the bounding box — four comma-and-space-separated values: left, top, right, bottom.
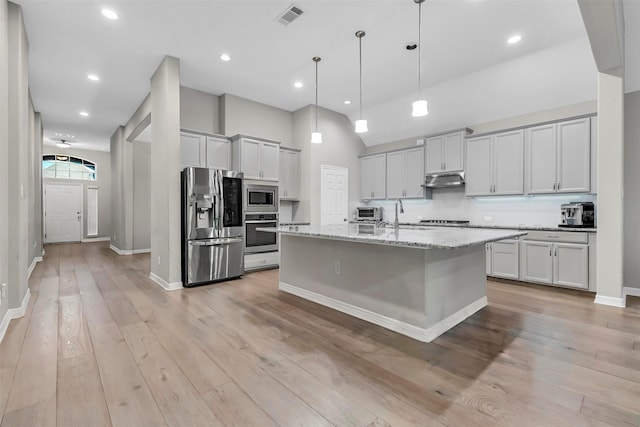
263, 224, 526, 342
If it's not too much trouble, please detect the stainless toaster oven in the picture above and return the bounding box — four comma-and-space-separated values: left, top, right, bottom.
356, 206, 382, 222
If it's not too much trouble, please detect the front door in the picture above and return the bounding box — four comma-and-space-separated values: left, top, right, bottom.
45, 183, 83, 243
320, 165, 348, 225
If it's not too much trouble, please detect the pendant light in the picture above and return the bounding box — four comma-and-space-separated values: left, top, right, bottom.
311, 56, 322, 144
355, 30, 368, 133
412, 0, 429, 117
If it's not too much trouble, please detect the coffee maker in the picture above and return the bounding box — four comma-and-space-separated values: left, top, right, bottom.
560, 202, 595, 228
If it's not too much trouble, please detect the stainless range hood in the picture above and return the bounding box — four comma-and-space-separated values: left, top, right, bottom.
422, 171, 465, 188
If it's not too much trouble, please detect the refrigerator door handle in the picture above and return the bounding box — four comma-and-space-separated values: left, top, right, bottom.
189, 238, 244, 246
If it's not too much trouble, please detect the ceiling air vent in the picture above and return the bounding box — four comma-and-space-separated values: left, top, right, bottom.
275, 4, 304, 26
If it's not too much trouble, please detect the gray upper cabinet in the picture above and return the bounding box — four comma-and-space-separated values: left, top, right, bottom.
466, 130, 524, 196
181, 132, 231, 170
279, 148, 300, 200
425, 131, 464, 174
526, 117, 591, 194
233, 137, 280, 181
206, 136, 231, 170
361, 154, 386, 200
386, 147, 424, 199
180, 132, 206, 169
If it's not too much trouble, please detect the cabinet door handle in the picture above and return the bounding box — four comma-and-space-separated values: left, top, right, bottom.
557, 182, 561, 190
443, 162, 447, 170
549, 247, 552, 256
553, 182, 557, 191
554, 248, 557, 256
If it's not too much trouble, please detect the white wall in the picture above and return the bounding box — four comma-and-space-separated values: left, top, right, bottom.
221, 93, 293, 144
624, 90, 640, 288
42, 145, 111, 240
133, 141, 150, 251
0, 0, 9, 324
180, 86, 219, 134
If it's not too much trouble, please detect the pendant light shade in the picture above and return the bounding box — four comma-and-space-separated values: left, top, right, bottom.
355, 30, 368, 134
311, 132, 322, 144
412, 99, 428, 117
56, 140, 71, 148
354, 120, 368, 133
311, 56, 322, 143
412, 0, 428, 117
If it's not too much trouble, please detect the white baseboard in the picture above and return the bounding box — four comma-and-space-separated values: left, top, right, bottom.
149, 272, 183, 291
279, 281, 487, 343
109, 244, 150, 255
82, 237, 111, 243
110, 245, 132, 256
594, 294, 625, 307
623, 287, 640, 307
0, 288, 31, 344
27, 256, 43, 278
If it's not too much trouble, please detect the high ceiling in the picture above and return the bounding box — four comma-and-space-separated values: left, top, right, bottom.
15, 0, 600, 152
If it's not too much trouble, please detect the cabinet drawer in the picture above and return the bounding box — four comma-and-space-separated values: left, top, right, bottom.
522, 230, 588, 243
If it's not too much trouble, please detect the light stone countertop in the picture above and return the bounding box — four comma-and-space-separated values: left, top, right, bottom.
351, 221, 597, 233
279, 222, 311, 226
259, 224, 527, 250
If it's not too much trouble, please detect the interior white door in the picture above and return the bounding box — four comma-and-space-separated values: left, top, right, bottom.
321, 165, 348, 225
45, 183, 83, 243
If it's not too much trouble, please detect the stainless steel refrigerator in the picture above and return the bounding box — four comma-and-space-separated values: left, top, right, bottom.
181, 167, 244, 287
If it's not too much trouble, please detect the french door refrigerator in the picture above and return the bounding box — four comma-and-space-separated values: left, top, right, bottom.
181, 167, 244, 287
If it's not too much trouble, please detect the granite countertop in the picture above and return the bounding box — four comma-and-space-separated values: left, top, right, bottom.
259, 224, 527, 250
280, 221, 311, 226
350, 220, 597, 233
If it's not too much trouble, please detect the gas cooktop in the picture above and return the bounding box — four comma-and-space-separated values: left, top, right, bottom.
419, 219, 470, 225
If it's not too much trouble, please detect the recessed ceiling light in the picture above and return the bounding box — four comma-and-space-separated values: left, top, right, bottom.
344, 100, 352, 105
87, 74, 100, 81
507, 34, 522, 44
219, 53, 231, 62
79, 111, 89, 117
101, 8, 118, 20
294, 82, 303, 88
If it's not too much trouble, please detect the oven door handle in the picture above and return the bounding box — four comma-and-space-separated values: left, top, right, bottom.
189, 238, 244, 246
245, 220, 278, 224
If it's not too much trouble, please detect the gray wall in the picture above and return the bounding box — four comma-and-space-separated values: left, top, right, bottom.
0, 0, 9, 324
27, 100, 42, 262
7, 2, 29, 309
133, 141, 151, 251
220, 93, 293, 144
624, 90, 640, 289
291, 105, 366, 224
42, 145, 111, 240
180, 86, 219, 134
365, 100, 598, 155
150, 56, 182, 287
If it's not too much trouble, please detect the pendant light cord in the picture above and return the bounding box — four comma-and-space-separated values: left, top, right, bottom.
315, 59, 319, 131
418, 0, 422, 99
359, 34, 363, 120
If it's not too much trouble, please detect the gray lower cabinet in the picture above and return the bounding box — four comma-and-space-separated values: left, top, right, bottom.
520, 239, 589, 290
486, 239, 520, 279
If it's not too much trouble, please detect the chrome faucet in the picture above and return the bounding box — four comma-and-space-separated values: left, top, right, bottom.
394, 199, 404, 229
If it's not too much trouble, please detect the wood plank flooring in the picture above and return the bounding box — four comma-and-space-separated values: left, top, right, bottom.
1, 241, 639, 426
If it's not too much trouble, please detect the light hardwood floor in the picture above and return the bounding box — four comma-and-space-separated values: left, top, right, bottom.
1, 241, 639, 426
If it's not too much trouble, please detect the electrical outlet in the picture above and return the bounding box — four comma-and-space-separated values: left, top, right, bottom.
334, 260, 341, 275
484, 216, 493, 222
113, 235, 116, 241
157, 256, 161, 266
416, 138, 425, 146
1, 283, 7, 300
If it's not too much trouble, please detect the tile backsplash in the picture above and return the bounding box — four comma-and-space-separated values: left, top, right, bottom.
365, 188, 597, 227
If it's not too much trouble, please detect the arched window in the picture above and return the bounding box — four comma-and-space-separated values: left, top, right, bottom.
42, 154, 96, 180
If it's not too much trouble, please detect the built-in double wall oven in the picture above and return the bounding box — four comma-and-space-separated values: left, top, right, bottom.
243, 181, 278, 254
